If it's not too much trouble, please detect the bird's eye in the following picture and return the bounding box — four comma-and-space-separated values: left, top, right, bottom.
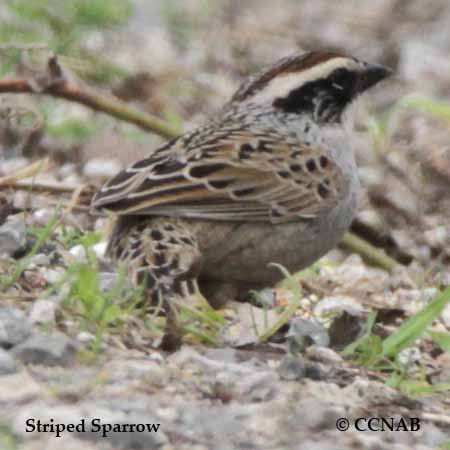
329, 69, 355, 93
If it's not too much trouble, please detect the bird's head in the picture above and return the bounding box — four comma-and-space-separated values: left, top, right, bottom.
229, 51, 392, 124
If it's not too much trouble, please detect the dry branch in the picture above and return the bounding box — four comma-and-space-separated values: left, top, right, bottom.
340, 232, 398, 272
0, 158, 50, 187
0, 56, 180, 140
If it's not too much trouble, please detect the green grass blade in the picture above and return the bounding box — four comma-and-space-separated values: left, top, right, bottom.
429, 331, 450, 352
382, 287, 450, 357
341, 312, 378, 358
2, 208, 60, 289
399, 94, 450, 121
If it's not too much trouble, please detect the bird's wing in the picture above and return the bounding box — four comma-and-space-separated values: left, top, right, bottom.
91, 127, 346, 223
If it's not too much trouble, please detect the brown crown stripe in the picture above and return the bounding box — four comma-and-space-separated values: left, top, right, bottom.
274, 51, 346, 76
234, 51, 347, 102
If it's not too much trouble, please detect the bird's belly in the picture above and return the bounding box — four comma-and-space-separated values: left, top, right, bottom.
191, 190, 357, 284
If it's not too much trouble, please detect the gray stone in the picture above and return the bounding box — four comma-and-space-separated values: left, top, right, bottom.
40, 268, 64, 284
306, 345, 343, 365
203, 348, 238, 363
0, 348, 17, 374
0, 371, 42, 403
296, 439, 352, 450
30, 253, 50, 266
287, 317, 329, 353
0, 307, 31, 349
314, 295, 365, 317
292, 398, 345, 431
13, 332, 76, 366
304, 361, 330, 381
277, 355, 306, 381
420, 423, 450, 449
28, 300, 57, 325
99, 272, 120, 292
235, 371, 277, 401
0, 215, 26, 257
169, 346, 258, 376
84, 421, 168, 450
179, 403, 255, 446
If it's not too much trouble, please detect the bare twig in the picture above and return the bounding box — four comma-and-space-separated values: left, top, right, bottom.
421, 412, 450, 426
1, 179, 86, 194
0, 158, 94, 210
0, 56, 181, 139
1, 180, 94, 212
340, 232, 399, 272
0, 43, 49, 52
0, 158, 50, 187
65, 183, 95, 212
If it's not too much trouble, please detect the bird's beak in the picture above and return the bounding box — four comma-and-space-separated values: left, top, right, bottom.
357, 63, 393, 93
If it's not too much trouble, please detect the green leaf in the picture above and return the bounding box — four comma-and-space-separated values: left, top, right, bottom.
72, 264, 101, 312
47, 118, 99, 140
430, 331, 450, 352
74, 0, 132, 27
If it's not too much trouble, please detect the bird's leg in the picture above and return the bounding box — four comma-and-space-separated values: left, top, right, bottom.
107, 217, 202, 350
160, 292, 182, 351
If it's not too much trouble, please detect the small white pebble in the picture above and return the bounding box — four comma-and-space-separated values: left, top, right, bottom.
63, 174, 83, 185
83, 158, 122, 179
41, 268, 64, 284
93, 242, 108, 259
441, 304, 450, 329
69, 244, 86, 262
63, 320, 75, 328
423, 287, 438, 301
76, 331, 95, 343
58, 163, 77, 177
397, 347, 421, 366
267, 360, 278, 369
94, 218, 109, 232
32, 209, 54, 226
423, 226, 449, 248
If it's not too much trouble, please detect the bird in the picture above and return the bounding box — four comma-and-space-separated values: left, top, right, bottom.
91, 51, 391, 314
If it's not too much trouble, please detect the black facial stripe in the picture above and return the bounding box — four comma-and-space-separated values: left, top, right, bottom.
272, 68, 357, 123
